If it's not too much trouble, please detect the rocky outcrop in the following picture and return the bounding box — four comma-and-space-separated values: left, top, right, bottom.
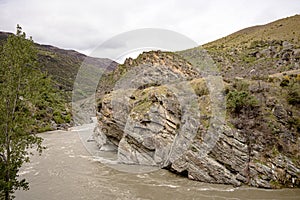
92, 12, 300, 187
94, 75, 300, 188
94, 50, 300, 188
93, 37, 300, 178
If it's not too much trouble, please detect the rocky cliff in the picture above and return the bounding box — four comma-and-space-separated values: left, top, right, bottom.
94, 16, 300, 188
94, 52, 299, 188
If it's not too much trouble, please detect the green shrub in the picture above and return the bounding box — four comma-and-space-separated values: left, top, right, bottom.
53, 115, 64, 124
280, 78, 289, 87
227, 90, 258, 114
64, 114, 72, 123
287, 82, 300, 105
249, 40, 267, 48
37, 124, 53, 133
233, 80, 250, 91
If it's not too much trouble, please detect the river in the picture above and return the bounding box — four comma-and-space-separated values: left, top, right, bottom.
15, 123, 300, 200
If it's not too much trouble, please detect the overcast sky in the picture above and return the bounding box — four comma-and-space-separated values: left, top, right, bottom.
1, 0, 300, 57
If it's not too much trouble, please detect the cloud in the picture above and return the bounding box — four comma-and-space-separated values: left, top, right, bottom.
89, 28, 198, 61
1, 0, 300, 58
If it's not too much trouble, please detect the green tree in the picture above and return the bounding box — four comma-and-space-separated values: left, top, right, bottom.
0, 25, 46, 200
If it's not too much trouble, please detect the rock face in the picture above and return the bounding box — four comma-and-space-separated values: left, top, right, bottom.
94, 50, 300, 189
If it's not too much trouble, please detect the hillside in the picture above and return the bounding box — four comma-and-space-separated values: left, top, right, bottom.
180, 15, 300, 80
0, 31, 117, 131
205, 14, 300, 49
0, 32, 117, 100
94, 15, 300, 188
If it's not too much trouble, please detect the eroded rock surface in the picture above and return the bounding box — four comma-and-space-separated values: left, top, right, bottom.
94, 51, 300, 188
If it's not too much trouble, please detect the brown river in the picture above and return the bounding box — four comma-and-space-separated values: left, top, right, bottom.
16, 123, 300, 200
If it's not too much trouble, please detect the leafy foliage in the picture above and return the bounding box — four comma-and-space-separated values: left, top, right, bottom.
227, 90, 258, 114
287, 81, 300, 106
226, 81, 258, 115
0, 25, 50, 200
280, 77, 290, 87
30, 78, 71, 132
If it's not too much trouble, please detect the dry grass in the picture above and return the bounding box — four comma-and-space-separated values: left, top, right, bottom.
204, 14, 300, 49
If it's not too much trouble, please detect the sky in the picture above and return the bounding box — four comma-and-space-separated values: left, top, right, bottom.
1, 0, 300, 59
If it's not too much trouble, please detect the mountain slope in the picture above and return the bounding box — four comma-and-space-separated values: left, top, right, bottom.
204, 14, 300, 49
0, 32, 118, 100
0, 31, 118, 130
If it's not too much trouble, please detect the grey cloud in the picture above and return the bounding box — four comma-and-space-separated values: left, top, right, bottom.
90, 28, 198, 60
100, 39, 128, 49
1, 0, 300, 58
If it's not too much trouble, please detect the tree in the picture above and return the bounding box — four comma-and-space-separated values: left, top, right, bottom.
0, 25, 47, 200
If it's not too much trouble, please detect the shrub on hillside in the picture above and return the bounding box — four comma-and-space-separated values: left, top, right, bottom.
227, 90, 258, 115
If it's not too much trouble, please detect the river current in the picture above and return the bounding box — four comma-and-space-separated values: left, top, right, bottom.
16, 124, 300, 200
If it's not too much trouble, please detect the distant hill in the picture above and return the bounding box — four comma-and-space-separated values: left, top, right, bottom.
0, 31, 118, 130
0, 32, 118, 100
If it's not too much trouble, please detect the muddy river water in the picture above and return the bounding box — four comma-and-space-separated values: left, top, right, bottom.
16, 124, 300, 200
